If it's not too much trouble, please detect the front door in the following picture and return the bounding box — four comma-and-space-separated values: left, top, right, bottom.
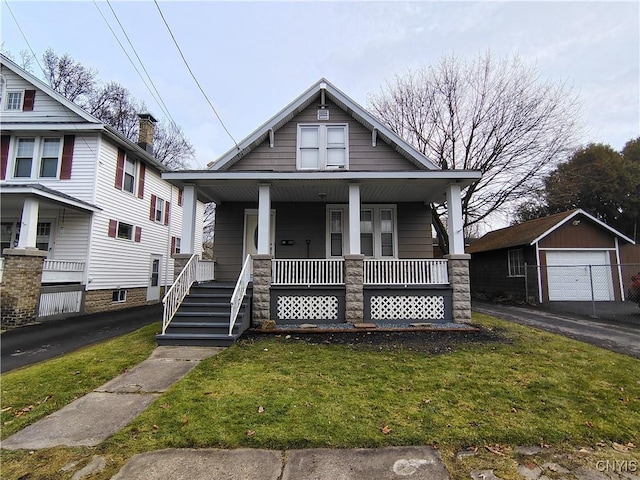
243, 210, 276, 260
147, 255, 162, 302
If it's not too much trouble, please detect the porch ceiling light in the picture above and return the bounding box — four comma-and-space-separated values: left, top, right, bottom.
318, 192, 328, 199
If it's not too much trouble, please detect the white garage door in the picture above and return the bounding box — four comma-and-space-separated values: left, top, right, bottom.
546, 251, 614, 301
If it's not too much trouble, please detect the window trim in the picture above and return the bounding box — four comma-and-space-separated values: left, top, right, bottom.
325, 204, 398, 259
508, 248, 525, 277
112, 289, 127, 303
122, 157, 137, 194
296, 123, 348, 171
116, 221, 135, 241
10, 136, 63, 180
5, 90, 24, 111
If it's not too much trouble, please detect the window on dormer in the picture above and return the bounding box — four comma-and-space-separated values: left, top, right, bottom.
297, 124, 348, 170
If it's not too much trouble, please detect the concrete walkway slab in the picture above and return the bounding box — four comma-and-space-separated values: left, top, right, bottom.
96, 359, 199, 393
1, 392, 159, 449
111, 448, 283, 480
282, 446, 449, 480
149, 346, 225, 361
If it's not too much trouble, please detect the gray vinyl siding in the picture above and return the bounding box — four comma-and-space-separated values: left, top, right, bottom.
228, 99, 419, 172
214, 201, 433, 280
397, 203, 433, 259
0, 67, 85, 123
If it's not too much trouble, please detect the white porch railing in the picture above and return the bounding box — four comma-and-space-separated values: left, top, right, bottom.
364, 259, 449, 285
196, 260, 215, 282
0, 257, 4, 282
229, 254, 252, 336
272, 259, 345, 285
42, 260, 85, 283
162, 254, 199, 334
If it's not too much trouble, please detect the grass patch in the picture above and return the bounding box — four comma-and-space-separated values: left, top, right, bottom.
1, 314, 639, 479
1, 322, 160, 439
106, 314, 639, 454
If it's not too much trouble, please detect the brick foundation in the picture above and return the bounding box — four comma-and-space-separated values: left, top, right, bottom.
344, 254, 364, 323
252, 255, 272, 326
445, 254, 471, 323
84, 287, 155, 314
1, 248, 48, 328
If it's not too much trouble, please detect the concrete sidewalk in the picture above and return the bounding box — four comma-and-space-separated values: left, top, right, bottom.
1, 346, 222, 449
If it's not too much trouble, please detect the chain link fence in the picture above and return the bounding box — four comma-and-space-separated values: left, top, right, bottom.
524, 263, 640, 323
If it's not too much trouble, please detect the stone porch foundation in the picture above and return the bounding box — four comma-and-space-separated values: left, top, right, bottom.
344, 254, 364, 323
252, 254, 272, 326
1, 248, 47, 328
445, 254, 472, 323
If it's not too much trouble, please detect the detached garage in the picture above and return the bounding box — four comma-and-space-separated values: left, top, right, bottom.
467, 209, 634, 303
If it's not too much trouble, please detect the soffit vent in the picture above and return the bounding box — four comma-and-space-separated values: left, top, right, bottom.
317, 109, 330, 121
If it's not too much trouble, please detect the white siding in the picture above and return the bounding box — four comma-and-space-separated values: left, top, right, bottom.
47, 209, 91, 263
0, 67, 85, 123
87, 137, 204, 291
3, 134, 99, 203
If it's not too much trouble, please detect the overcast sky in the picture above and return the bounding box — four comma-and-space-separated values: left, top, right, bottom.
2, 0, 639, 171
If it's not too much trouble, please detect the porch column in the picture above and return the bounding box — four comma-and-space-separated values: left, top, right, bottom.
348, 183, 360, 255
17, 197, 40, 248
446, 184, 465, 255
257, 184, 271, 254
252, 254, 272, 326
344, 254, 364, 323
1, 248, 47, 328
445, 254, 471, 323
181, 184, 197, 255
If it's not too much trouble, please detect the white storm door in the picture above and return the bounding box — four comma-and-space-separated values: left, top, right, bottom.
243, 210, 276, 260
147, 255, 162, 302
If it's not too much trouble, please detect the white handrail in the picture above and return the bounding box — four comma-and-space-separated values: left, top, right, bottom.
162, 254, 198, 334
229, 254, 252, 336
364, 259, 449, 285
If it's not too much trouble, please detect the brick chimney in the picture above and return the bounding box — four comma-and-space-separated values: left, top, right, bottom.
137, 113, 157, 154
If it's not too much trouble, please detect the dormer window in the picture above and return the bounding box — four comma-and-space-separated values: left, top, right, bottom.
297, 124, 348, 170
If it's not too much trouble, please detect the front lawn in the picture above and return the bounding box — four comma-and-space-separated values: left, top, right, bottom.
1, 314, 638, 480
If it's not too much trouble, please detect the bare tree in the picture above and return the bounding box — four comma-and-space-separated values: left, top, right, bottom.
43, 49, 96, 103
368, 51, 580, 252
152, 119, 195, 170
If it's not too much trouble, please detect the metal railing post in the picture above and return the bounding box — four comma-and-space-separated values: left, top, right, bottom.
589, 264, 597, 318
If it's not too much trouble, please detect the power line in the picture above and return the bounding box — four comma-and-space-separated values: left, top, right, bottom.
104, 0, 178, 131
153, 0, 239, 150
4, 1, 45, 75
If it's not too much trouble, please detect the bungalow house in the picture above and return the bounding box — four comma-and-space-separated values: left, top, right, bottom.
467, 209, 636, 304
158, 78, 481, 346
0, 54, 207, 327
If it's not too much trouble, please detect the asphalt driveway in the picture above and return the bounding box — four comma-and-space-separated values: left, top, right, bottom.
473, 301, 640, 359
1, 304, 162, 373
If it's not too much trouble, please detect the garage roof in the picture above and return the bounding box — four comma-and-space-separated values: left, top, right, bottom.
467, 209, 635, 253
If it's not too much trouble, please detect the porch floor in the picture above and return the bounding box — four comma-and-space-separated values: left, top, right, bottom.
252, 321, 477, 334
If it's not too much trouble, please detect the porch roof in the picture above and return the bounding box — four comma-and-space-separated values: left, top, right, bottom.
0, 184, 101, 213
162, 170, 482, 204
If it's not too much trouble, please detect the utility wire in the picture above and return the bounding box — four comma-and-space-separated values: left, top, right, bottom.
92, 1, 169, 121
153, 0, 239, 149
4, 1, 45, 75
104, 0, 179, 131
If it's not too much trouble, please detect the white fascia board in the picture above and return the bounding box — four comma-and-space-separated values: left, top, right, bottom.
0, 123, 104, 131
1, 54, 102, 125
101, 127, 168, 173
529, 208, 635, 246
1, 187, 101, 212
163, 170, 482, 183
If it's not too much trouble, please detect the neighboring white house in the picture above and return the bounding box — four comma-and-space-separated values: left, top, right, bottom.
0, 54, 205, 324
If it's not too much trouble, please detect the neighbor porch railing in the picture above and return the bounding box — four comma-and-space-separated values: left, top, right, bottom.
364, 259, 449, 285
229, 254, 252, 336
162, 254, 200, 334
196, 260, 215, 282
272, 259, 345, 285
0, 257, 4, 282
42, 260, 85, 283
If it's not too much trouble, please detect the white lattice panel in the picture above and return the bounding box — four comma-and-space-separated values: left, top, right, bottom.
277, 296, 339, 320
370, 295, 445, 320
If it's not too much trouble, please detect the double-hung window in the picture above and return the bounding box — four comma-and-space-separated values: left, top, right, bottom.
329, 210, 343, 257
154, 198, 165, 223
123, 158, 136, 193
297, 124, 347, 170
326, 205, 397, 258
508, 249, 525, 277
12, 137, 62, 179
